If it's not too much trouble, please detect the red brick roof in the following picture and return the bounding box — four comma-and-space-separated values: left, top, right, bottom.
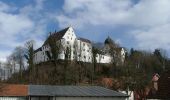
0, 84, 28, 96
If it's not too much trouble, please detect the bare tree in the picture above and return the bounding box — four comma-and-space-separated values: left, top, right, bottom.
45, 33, 65, 84
24, 40, 35, 83
5, 57, 13, 79
91, 46, 100, 84
45, 33, 64, 66
13, 46, 25, 81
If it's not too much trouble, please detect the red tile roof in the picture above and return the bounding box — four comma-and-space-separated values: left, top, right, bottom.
0, 84, 28, 96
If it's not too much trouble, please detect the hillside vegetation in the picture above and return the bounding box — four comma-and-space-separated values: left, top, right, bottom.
2, 39, 170, 99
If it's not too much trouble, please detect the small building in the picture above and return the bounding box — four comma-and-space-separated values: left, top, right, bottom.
0, 84, 128, 100
147, 71, 170, 99
156, 70, 170, 99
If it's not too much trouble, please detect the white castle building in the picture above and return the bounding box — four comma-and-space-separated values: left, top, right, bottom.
33, 27, 126, 64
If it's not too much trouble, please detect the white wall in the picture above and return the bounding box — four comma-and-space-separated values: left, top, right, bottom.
96, 54, 112, 64
62, 27, 77, 60
120, 48, 126, 63
77, 40, 92, 63
120, 91, 134, 100
0, 97, 27, 100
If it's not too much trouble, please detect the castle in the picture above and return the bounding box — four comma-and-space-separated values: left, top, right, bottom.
33, 27, 126, 64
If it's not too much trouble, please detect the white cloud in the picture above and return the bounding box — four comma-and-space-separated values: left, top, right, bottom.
0, 9, 34, 62
0, 1, 10, 12
0, 50, 12, 63
128, 0, 170, 27
57, 0, 131, 29
131, 24, 170, 50
56, 0, 170, 53
0, 0, 48, 62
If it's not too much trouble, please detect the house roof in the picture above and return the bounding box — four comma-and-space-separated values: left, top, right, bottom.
0, 84, 128, 97
104, 36, 114, 44
34, 47, 42, 53
0, 84, 28, 96
78, 38, 91, 44
43, 27, 70, 46
29, 85, 128, 97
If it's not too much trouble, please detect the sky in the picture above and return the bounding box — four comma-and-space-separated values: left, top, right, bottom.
0, 0, 170, 62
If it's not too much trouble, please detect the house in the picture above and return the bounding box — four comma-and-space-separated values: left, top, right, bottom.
95, 36, 126, 64
33, 27, 126, 64
156, 70, 170, 99
146, 72, 170, 99
0, 84, 129, 100
0, 63, 12, 80
34, 27, 92, 64
146, 73, 160, 99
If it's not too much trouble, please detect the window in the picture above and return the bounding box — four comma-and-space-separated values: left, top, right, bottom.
67, 41, 69, 44
67, 36, 69, 39
103, 56, 104, 59
84, 56, 86, 59
83, 43, 85, 46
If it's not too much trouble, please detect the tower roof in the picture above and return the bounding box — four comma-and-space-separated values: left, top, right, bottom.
104, 36, 114, 44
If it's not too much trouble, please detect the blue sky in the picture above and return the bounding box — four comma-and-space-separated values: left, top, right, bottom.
0, 0, 170, 62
